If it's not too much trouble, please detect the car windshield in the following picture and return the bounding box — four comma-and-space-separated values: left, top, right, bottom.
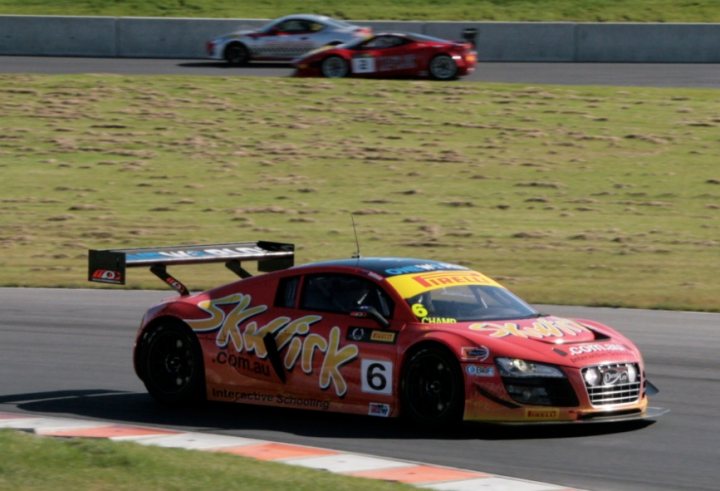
325, 18, 354, 29
260, 16, 348, 33
406, 285, 539, 322
259, 19, 279, 32
406, 33, 452, 43
342, 36, 379, 49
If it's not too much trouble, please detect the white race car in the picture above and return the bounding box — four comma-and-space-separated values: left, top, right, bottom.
207, 14, 372, 66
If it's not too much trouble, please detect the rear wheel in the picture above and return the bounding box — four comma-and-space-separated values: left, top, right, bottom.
321, 56, 349, 78
137, 322, 205, 405
401, 346, 464, 425
429, 54, 458, 80
224, 43, 249, 66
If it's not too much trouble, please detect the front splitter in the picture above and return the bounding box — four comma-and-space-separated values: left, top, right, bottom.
469, 406, 669, 425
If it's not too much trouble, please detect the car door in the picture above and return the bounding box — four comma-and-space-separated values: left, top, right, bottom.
272, 272, 401, 417
184, 278, 296, 404
349, 35, 419, 77
299, 20, 329, 54
256, 18, 319, 59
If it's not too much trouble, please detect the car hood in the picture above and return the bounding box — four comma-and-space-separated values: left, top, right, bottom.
417, 315, 641, 367
466, 315, 597, 344
223, 29, 255, 38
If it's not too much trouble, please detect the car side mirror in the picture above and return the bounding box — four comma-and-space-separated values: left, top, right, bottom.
350, 305, 390, 329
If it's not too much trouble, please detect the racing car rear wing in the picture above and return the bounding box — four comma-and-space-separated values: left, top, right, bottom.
88, 241, 294, 296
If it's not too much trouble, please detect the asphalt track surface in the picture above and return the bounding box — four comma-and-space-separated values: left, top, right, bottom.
2, 56, 720, 87
1, 288, 718, 490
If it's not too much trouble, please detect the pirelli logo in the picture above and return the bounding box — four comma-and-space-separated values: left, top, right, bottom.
386, 269, 502, 299
525, 409, 560, 420
370, 331, 396, 343
411, 271, 493, 288
347, 327, 397, 344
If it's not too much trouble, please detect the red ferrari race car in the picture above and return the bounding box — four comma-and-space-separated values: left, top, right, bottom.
293, 33, 477, 80
89, 242, 666, 425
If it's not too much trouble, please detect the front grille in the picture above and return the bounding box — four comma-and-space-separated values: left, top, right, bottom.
582, 363, 641, 406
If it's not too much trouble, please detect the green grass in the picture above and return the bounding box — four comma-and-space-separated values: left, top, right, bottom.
1, 0, 720, 22
0, 429, 412, 490
1, 74, 718, 311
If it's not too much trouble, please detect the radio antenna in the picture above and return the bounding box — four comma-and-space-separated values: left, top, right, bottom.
351, 214, 361, 259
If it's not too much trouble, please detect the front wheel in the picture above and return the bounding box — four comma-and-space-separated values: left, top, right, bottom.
321, 56, 349, 78
428, 54, 458, 81
137, 322, 205, 405
224, 43, 249, 66
401, 347, 464, 426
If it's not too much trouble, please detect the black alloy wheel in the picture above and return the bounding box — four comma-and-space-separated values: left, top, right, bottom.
401, 347, 464, 425
225, 43, 250, 66
320, 56, 350, 78
428, 54, 458, 80
139, 323, 205, 405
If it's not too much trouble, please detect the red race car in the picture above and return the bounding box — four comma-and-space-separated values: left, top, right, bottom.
88, 242, 665, 425
293, 33, 477, 80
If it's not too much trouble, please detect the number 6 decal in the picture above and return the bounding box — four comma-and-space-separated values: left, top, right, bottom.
361, 359, 393, 395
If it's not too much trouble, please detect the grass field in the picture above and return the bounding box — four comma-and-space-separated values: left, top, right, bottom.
1, 74, 718, 311
0, 429, 412, 490
1, 0, 720, 22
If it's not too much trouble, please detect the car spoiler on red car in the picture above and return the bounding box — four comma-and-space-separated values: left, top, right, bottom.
88, 241, 294, 296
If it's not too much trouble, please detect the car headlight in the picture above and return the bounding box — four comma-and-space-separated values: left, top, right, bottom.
583, 367, 601, 386
495, 358, 576, 406
496, 357, 565, 378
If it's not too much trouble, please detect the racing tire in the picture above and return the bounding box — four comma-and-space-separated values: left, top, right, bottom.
428, 54, 458, 81
401, 346, 464, 426
224, 43, 250, 66
137, 322, 206, 406
320, 56, 350, 78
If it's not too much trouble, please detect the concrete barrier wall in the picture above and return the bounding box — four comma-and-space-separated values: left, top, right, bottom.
1, 15, 720, 62
575, 23, 720, 62
0, 15, 117, 56
422, 22, 578, 62
116, 17, 264, 57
